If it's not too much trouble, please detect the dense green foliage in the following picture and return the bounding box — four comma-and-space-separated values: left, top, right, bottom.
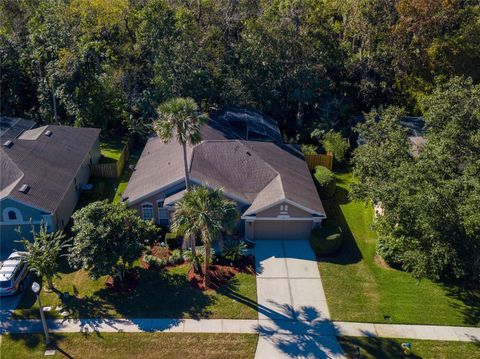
314, 165, 336, 198
310, 223, 343, 255
352, 78, 480, 283
322, 131, 349, 163
70, 200, 159, 283
17, 225, 68, 291
2, 0, 479, 140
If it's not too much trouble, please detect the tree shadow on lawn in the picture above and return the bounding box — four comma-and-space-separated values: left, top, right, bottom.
338, 335, 422, 359
443, 284, 480, 327
318, 185, 363, 266
217, 277, 258, 313
5, 333, 75, 358
93, 267, 214, 320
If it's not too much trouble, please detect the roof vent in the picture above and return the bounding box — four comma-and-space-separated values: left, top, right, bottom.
246, 151, 252, 156
19, 184, 30, 194
44, 130, 52, 137
3, 140, 13, 148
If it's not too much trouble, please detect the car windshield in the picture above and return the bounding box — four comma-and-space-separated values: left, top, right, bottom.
0, 280, 12, 288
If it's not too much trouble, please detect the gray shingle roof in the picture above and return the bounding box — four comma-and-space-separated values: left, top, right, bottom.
1, 125, 100, 212
123, 124, 325, 216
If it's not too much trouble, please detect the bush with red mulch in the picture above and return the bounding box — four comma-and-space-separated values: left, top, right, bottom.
187, 265, 238, 291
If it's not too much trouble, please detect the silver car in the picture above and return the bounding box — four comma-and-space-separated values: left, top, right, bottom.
0, 251, 29, 296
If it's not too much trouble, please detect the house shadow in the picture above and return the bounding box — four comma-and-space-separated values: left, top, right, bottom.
316, 185, 363, 266
255, 301, 345, 358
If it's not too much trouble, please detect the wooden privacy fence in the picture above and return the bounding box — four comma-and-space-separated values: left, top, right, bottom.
304, 152, 334, 170
90, 137, 134, 178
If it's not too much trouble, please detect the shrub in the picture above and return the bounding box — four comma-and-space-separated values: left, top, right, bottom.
222, 240, 247, 262
322, 131, 349, 163
314, 166, 336, 198
310, 224, 343, 255
170, 249, 184, 264
144, 254, 158, 266
165, 232, 182, 250
301, 144, 318, 155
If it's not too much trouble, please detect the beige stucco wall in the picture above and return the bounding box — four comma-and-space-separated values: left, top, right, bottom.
53, 136, 101, 230
255, 201, 312, 218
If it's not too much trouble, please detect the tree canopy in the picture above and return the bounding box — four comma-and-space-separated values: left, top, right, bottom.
352, 77, 480, 282
1, 0, 478, 140
69, 201, 159, 283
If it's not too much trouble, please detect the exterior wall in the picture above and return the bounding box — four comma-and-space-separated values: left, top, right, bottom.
0, 197, 46, 256
255, 201, 312, 218
128, 182, 186, 224
52, 135, 101, 230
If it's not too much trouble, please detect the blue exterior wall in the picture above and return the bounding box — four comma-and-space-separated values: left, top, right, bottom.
0, 197, 47, 258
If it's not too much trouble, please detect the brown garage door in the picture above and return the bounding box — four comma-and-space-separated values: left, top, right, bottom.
254, 220, 312, 240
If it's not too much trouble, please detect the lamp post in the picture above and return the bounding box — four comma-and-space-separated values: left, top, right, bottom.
31, 281, 50, 346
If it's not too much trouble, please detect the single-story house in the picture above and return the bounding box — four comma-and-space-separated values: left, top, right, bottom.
122, 109, 326, 241
0, 120, 101, 256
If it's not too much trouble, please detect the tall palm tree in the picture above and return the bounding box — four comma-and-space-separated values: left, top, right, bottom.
153, 97, 207, 191
172, 186, 238, 285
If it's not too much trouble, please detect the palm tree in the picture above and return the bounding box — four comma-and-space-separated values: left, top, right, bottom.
172, 186, 238, 285
153, 97, 207, 191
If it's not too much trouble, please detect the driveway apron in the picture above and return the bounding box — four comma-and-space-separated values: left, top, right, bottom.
254, 239, 345, 358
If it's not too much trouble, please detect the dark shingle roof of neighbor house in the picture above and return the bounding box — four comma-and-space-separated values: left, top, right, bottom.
0, 117, 36, 139
1, 125, 100, 213
123, 121, 325, 216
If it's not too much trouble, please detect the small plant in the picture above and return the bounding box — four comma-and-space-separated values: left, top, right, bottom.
314, 165, 336, 198
222, 240, 247, 262
301, 144, 318, 155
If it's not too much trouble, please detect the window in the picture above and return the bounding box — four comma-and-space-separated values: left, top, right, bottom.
3, 207, 22, 222
280, 204, 289, 215
8, 211, 17, 220
142, 203, 154, 221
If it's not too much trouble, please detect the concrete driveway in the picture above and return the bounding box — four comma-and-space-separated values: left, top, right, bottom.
254, 239, 345, 359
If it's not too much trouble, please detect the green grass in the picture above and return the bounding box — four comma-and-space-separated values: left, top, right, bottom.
0, 333, 258, 359
338, 336, 480, 359
99, 137, 126, 163
13, 263, 257, 320
318, 167, 480, 326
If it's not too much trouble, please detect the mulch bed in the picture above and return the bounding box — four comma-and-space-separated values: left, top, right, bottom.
188, 265, 238, 291
105, 270, 139, 294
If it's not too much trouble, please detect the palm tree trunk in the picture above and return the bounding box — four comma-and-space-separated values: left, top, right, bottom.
191, 235, 198, 273
203, 242, 210, 287
182, 142, 190, 191
46, 276, 54, 291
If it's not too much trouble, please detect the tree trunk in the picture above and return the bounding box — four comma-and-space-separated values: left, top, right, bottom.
191, 235, 198, 273
46, 276, 54, 291
182, 142, 190, 191
203, 242, 210, 287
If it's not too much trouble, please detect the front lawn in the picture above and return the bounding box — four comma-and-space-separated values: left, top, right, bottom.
318, 168, 480, 326
338, 336, 480, 359
13, 263, 257, 320
1, 333, 258, 359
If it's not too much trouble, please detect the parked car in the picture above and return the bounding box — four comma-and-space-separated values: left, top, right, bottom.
0, 251, 29, 296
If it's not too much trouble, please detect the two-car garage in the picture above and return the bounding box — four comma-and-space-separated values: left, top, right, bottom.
249, 219, 315, 241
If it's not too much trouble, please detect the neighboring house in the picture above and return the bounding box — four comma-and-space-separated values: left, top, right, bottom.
355, 115, 427, 156
122, 108, 326, 241
0, 119, 101, 256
